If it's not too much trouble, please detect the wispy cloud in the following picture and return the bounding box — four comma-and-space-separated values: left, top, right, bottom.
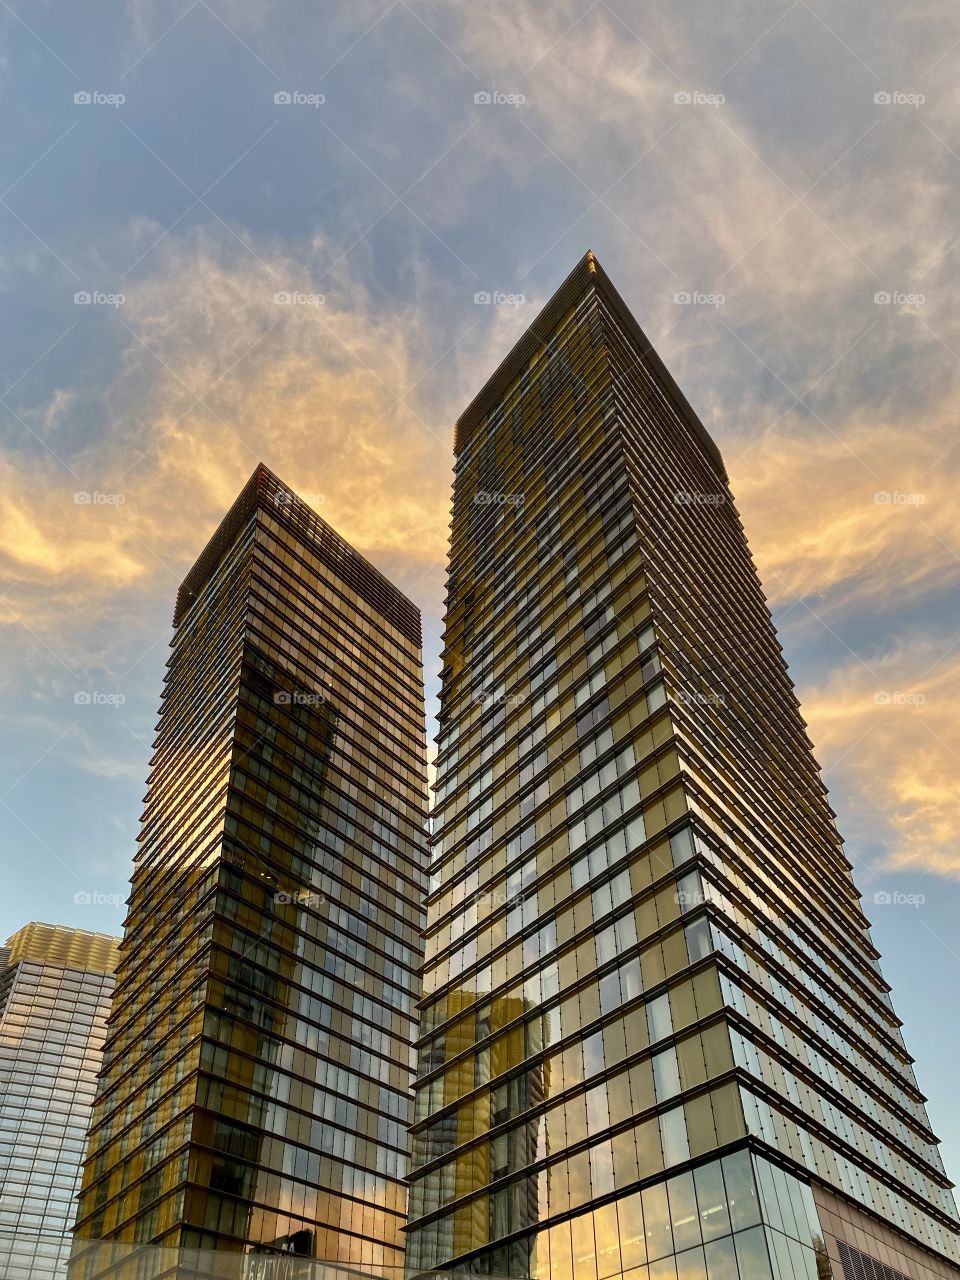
804, 637, 960, 877
729, 408, 960, 612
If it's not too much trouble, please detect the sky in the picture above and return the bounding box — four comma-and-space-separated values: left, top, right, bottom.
1, 0, 959, 1186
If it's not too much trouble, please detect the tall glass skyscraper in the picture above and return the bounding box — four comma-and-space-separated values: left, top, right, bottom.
0, 922, 118, 1280
72, 465, 429, 1273
406, 253, 960, 1280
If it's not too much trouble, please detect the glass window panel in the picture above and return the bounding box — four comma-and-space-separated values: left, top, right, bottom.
565, 1094, 588, 1145
684, 918, 712, 963
603, 1019, 628, 1068
571, 1210, 598, 1280
623, 1007, 649, 1056
675, 870, 703, 912
635, 1115, 664, 1179
591, 1137, 616, 1197
618, 1189, 647, 1269
796, 1178, 823, 1249
660, 1105, 690, 1166
711, 1082, 746, 1146
608, 1069, 633, 1125
621, 957, 643, 1003
754, 1156, 785, 1235
597, 925, 618, 966
594, 1201, 622, 1279
790, 1232, 817, 1279
733, 1226, 773, 1280
586, 1084, 610, 1135
693, 1159, 731, 1242
562, 1042, 584, 1088
617, 910, 639, 952
663, 926, 689, 976
721, 1150, 761, 1231
548, 1218, 572, 1280
650, 1257, 679, 1280
549, 1159, 570, 1217
675, 1247, 708, 1280
599, 970, 622, 1016
771, 1161, 803, 1242
646, 994, 672, 1043
684, 1092, 718, 1158
642, 1178, 674, 1261
766, 1227, 796, 1280
583, 1030, 605, 1077
612, 1126, 639, 1188
579, 981, 602, 1025
700, 1022, 733, 1079
677, 1033, 707, 1090
669, 826, 695, 867
568, 1149, 592, 1209
653, 1048, 682, 1102
703, 1236, 739, 1280
667, 1170, 701, 1252
641, 941, 666, 990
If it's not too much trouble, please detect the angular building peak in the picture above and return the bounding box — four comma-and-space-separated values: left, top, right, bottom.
174, 463, 420, 644
409, 255, 960, 1280
455, 253, 725, 483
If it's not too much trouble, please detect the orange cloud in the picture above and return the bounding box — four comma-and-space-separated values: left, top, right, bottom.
803, 638, 960, 878
728, 411, 960, 612
0, 236, 456, 660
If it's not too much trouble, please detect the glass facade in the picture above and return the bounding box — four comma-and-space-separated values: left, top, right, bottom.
72, 465, 429, 1273
0, 923, 118, 1279
407, 253, 960, 1278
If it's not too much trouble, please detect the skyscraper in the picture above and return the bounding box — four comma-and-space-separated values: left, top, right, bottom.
0, 922, 118, 1280
72, 466, 429, 1272
406, 253, 960, 1280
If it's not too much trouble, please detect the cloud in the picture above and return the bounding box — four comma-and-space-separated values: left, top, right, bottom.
803, 636, 960, 878
727, 406, 960, 612
4, 0, 960, 898
0, 232, 456, 664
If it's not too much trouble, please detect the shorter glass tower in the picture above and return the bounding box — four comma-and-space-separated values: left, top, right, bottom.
72, 465, 428, 1275
0, 922, 119, 1280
